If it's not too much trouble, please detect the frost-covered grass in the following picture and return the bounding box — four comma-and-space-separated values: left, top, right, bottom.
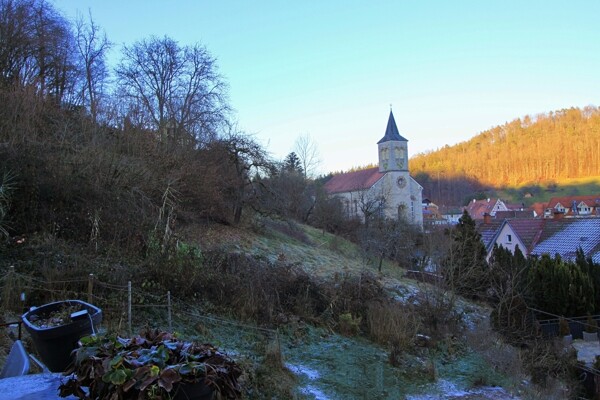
179, 218, 543, 399
189, 218, 406, 281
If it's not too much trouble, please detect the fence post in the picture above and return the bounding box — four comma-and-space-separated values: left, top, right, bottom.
167, 291, 172, 332
2, 266, 15, 310
87, 274, 94, 304
128, 281, 132, 336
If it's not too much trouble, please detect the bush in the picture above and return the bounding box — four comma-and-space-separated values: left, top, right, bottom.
338, 312, 361, 336
367, 302, 419, 351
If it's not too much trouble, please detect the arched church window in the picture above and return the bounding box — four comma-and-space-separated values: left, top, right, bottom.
380, 148, 389, 161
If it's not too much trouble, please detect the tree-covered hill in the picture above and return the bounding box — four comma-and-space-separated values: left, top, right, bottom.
410, 106, 600, 204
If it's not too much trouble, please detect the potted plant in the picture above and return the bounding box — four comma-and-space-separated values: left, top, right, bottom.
21, 299, 102, 372
59, 328, 242, 400
559, 316, 572, 345
583, 314, 598, 342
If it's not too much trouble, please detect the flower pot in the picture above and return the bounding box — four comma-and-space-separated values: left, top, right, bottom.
173, 381, 215, 400
563, 334, 573, 346
22, 300, 102, 372
583, 331, 598, 342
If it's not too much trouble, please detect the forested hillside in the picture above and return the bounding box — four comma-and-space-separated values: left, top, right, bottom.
410, 107, 600, 203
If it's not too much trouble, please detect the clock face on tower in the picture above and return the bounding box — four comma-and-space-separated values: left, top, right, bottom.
396, 176, 407, 188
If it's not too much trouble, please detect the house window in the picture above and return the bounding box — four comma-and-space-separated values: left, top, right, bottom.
398, 203, 406, 219
507, 234, 512, 243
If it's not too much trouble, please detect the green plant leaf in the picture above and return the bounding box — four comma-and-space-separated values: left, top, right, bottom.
179, 362, 206, 376
110, 355, 123, 368
102, 368, 128, 385
150, 364, 160, 377
79, 335, 98, 346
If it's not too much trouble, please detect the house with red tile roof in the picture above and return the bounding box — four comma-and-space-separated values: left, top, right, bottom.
323, 110, 423, 226
529, 202, 546, 218
543, 195, 600, 218
477, 213, 600, 263
422, 199, 444, 223
479, 218, 545, 260
464, 198, 509, 220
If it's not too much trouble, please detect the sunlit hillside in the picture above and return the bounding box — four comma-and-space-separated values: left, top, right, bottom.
411, 106, 600, 185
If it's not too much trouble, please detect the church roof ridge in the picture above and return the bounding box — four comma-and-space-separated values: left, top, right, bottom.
377, 110, 408, 144
323, 167, 385, 194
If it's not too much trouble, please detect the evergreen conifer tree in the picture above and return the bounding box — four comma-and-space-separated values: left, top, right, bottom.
444, 210, 489, 298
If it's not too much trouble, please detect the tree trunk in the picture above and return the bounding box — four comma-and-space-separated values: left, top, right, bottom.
233, 203, 243, 224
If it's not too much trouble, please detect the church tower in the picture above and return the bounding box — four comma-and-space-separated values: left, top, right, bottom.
377, 110, 421, 225
378, 110, 409, 173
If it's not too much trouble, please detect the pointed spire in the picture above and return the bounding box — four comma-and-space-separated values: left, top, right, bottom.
377, 110, 408, 143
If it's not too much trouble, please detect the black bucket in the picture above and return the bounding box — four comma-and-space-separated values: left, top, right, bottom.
22, 300, 102, 372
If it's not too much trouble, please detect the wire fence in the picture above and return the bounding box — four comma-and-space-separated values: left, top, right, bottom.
0, 266, 279, 353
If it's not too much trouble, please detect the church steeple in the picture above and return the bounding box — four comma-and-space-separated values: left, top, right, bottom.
378, 110, 409, 172
378, 110, 408, 144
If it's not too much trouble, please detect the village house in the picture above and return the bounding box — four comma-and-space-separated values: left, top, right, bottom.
438, 206, 463, 225
323, 111, 423, 227
478, 216, 544, 260
464, 198, 509, 220
477, 213, 600, 263
422, 198, 444, 224
543, 195, 600, 218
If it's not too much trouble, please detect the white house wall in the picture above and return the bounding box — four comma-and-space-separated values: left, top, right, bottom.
488, 223, 526, 260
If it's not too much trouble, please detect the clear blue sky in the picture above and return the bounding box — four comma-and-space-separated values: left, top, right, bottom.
55, 0, 600, 174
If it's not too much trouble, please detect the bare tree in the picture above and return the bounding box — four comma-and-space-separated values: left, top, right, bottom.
0, 0, 34, 87
74, 10, 111, 123
0, 0, 79, 103
115, 36, 229, 147
354, 186, 389, 227
294, 133, 321, 178
211, 129, 273, 224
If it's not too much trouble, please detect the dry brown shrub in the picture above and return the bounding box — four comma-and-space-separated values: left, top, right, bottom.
466, 321, 522, 378
367, 301, 420, 351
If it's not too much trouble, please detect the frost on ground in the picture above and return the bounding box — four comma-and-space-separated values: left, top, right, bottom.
286, 363, 331, 400
406, 379, 520, 400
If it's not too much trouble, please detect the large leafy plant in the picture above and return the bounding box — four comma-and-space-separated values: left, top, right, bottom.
59, 329, 241, 399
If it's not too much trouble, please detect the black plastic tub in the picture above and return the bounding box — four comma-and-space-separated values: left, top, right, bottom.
22, 300, 102, 372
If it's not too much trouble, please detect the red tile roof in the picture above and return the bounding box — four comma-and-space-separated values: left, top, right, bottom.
529, 202, 546, 217
505, 219, 545, 253
323, 167, 385, 194
504, 203, 525, 210
495, 210, 534, 219
547, 195, 600, 210
464, 198, 503, 219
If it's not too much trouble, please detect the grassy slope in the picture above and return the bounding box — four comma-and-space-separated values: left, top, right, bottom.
178, 219, 532, 399
182, 219, 404, 281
